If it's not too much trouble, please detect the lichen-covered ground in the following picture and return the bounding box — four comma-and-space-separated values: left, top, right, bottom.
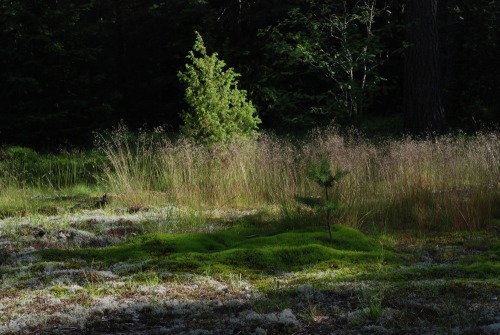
0, 205, 499, 335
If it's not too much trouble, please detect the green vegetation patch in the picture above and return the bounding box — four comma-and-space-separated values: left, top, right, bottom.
373, 240, 500, 282
491, 241, 500, 257
378, 262, 500, 282
39, 224, 389, 275
0, 146, 103, 187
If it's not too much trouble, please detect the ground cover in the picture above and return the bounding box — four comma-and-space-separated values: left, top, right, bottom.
0, 202, 499, 335
0, 130, 499, 334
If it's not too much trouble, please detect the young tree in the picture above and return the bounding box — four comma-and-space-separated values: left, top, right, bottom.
178, 31, 261, 144
260, 0, 387, 127
296, 158, 348, 240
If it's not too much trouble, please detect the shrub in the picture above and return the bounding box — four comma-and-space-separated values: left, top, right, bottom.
178, 31, 261, 144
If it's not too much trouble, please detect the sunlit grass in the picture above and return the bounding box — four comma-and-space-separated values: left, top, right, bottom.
0, 146, 104, 216
97, 126, 500, 231
0, 127, 498, 230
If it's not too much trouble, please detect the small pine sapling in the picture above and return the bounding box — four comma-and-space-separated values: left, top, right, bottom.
296, 159, 348, 240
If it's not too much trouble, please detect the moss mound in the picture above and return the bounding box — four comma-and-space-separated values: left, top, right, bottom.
40, 225, 387, 275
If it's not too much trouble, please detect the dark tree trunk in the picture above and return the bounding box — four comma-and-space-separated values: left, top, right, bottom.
404, 0, 446, 134
439, 0, 465, 127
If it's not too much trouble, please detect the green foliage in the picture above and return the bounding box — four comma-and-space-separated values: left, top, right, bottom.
297, 158, 348, 239
259, 0, 387, 126
1, 0, 500, 146
294, 196, 324, 209
306, 159, 348, 189
178, 31, 261, 144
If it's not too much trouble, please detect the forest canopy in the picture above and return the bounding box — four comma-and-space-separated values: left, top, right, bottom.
1, 0, 499, 148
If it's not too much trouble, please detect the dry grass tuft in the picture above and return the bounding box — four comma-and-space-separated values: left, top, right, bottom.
97, 126, 500, 231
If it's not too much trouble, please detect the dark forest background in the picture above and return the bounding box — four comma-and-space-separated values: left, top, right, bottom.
1, 0, 499, 149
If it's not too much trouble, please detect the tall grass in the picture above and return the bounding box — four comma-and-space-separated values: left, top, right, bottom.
98, 126, 500, 230
0, 146, 102, 189
96, 126, 307, 207
0, 147, 103, 215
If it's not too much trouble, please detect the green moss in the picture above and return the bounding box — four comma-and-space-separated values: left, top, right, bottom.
138, 233, 227, 254
50, 285, 70, 298
39, 225, 387, 275
38, 223, 496, 284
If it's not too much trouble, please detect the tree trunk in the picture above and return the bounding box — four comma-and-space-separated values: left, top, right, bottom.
404, 0, 446, 134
